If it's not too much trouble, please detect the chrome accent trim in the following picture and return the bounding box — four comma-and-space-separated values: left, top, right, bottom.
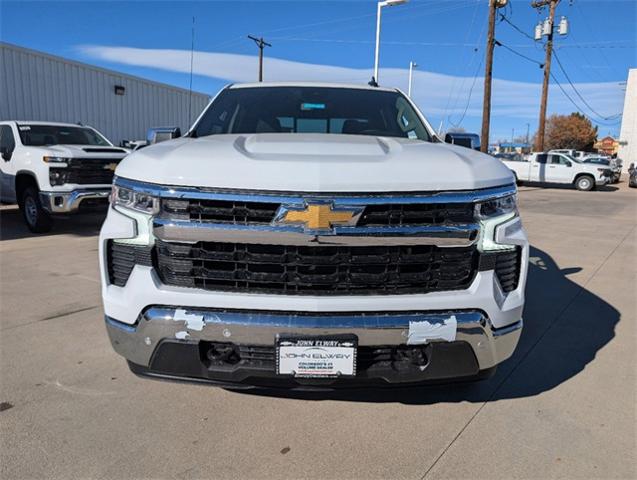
105, 308, 522, 370
153, 219, 479, 246
40, 189, 111, 213
115, 176, 517, 205
272, 201, 365, 233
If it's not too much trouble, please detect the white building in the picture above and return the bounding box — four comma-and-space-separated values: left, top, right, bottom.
0, 42, 210, 146
618, 68, 636, 172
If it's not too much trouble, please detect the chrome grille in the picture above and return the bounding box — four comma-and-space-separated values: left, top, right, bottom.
160, 198, 476, 227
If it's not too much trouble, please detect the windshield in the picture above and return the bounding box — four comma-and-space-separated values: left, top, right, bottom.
18, 125, 110, 147
193, 86, 432, 141
564, 154, 581, 163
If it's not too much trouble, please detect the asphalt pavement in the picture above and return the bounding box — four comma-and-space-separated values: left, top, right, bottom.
1, 182, 635, 479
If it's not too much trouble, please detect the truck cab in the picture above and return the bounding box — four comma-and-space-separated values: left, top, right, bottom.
501, 152, 611, 191
0, 121, 128, 232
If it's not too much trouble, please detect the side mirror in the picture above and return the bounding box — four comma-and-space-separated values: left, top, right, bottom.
565, 161, 572, 167
0, 146, 12, 161
146, 127, 181, 145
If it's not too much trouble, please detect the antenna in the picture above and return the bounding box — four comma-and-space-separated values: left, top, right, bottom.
188, 16, 195, 124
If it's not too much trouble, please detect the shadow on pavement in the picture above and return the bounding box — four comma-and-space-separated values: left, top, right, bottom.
234, 246, 619, 404
0, 205, 104, 241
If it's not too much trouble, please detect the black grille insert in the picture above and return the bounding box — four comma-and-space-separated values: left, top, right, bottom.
155, 240, 478, 295
479, 248, 521, 293
107, 241, 153, 287
65, 157, 123, 185
494, 248, 521, 293
162, 199, 280, 224
357, 203, 475, 226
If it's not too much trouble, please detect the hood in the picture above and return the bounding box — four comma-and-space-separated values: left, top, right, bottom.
29, 144, 127, 158
116, 133, 514, 192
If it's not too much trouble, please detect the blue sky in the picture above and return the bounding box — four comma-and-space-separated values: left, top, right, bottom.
1, 0, 635, 141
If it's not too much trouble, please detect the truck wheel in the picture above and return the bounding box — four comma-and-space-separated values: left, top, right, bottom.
575, 175, 594, 191
20, 186, 53, 233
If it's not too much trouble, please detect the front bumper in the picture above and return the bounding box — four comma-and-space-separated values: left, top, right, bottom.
106, 308, 522, 388
40, 189, 111, 214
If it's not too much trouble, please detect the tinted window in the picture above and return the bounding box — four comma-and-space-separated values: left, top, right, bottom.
584, 158, 609, 165
194, 87, 432, 141
18, 125, 110, 146
0, 125, 16, 152
535, 154, 548, 164
550, 155, 565, 165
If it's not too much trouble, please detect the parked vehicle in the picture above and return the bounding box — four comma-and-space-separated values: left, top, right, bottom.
444, 132, 480, 150
494, 152, 525, 162
581, 156, 621, 183
0, 121, 128, 232
501, 152, 611, 191
549, 149, 589, 160
100, 82, 528, 389
629, 163, 637, 188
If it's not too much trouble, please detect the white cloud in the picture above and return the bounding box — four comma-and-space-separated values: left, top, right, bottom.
79, 45, 624, 128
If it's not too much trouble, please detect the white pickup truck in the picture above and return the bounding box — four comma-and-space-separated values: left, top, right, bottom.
502, 152, 611, 191
0, 121, 128, 232
100, 82, 528, 389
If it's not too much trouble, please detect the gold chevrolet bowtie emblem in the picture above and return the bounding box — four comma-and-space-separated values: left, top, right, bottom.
277, 203, 362, 231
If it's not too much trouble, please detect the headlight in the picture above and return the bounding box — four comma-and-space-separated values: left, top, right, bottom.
49, 168, 69, 186
475, 194, 517, 219
111, 184, 160, 215
43, 156, 70, 166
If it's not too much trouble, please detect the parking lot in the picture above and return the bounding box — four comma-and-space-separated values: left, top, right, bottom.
0, 183, 635, 479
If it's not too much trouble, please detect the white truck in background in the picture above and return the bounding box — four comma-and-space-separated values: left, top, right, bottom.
501, 152, 612, 191
0, 121, 128, 232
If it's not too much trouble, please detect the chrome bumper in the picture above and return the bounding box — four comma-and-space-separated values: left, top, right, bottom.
105, 308, 522, 371
40, 189, 111, 213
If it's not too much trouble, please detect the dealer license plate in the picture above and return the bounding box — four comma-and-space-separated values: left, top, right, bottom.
276, 335, 357, 378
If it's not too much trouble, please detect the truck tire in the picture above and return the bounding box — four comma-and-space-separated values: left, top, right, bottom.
20, 186, 53, 233
575, 175, 594, 191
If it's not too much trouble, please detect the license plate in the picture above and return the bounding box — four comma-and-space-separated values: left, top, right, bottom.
276, 335, 357, 378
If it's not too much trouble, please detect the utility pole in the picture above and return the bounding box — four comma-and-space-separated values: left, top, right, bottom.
480, 0, 507, 153
533, 0, 559, 151
247, 35, 272, 82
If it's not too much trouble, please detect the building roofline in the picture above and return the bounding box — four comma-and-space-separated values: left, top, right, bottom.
0, 41, 210, 99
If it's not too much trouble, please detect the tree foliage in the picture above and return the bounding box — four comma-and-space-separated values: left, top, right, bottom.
544, 113, 598, 151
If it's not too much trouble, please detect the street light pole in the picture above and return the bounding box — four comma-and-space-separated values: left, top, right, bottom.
408, 61, 417, 97
373, 0, 409, 84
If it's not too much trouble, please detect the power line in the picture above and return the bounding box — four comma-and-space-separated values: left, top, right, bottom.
498, 13, 536, 41
447, 55, 485, 128
495, 40, 544, 67
552, 49, 621, 120
549, 72, 622, 126
442, 0, 483, 125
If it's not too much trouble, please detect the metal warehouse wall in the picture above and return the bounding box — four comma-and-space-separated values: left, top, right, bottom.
0, 43, 210, 145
